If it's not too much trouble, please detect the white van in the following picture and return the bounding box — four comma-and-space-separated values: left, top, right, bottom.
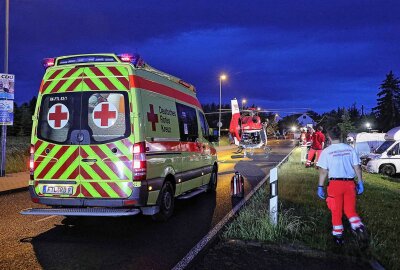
347, 132, 385, 157
362, 127, 400, 176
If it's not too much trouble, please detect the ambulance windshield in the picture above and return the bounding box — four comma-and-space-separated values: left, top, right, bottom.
375, 140, 394, 154
37, 92, 130, 144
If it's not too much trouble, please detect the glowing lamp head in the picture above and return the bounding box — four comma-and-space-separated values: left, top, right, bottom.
220, 74, 227, 81
42, 58, 55, 69
291, 126, 297, 132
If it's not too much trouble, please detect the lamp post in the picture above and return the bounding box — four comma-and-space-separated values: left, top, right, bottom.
241, 99, 246, 111
218, 74, 227, 143
366, 122, 371, 132
1, 0, 9, 177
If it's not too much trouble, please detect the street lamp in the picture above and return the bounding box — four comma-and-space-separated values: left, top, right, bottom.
365, 122, 371, 132
241, 99, 247, 111
218, 74, 227, 142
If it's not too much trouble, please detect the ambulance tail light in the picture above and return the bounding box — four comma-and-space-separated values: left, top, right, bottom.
132, 142, 147, 180
29, 144, 35, 180
42, 58, 55, 69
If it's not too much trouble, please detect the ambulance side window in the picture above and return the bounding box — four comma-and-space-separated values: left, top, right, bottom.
389, 143, 400, 156
198, 111, 209, 137
176, 103, 198, 142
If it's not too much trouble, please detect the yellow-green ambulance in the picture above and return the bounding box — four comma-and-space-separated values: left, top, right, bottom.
21, 53, 218, 221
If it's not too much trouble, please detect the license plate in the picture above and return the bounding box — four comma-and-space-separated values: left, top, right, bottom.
43, 185, 73, 195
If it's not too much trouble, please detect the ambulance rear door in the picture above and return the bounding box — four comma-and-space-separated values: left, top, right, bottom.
34, 66, 85, 198
78, 66, 134, 199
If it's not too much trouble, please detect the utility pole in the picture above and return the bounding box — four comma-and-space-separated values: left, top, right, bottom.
1, 0, 10, 176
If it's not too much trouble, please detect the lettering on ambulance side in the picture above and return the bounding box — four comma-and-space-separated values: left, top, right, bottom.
146, 103, 177, 134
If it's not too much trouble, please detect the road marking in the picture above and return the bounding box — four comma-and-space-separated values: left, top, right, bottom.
35, 215, 57, 223
172, 147, 296, 270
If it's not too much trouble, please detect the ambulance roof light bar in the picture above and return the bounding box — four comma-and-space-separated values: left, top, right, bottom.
117, 53, 145, 68
42, 58, 55, 69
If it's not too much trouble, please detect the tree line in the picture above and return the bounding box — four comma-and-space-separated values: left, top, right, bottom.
3, 70, 399, 138
204, 71, 400, 138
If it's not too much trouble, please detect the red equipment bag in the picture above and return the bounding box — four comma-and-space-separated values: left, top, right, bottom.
231, 172, 244, 197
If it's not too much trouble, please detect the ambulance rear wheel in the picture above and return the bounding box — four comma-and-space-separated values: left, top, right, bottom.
207, 167, 218, 192
152, 181, 175, 222
380, 164, 396, 176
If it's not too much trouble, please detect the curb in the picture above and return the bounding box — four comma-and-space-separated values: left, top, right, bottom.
172, 146, 296, 270
0, 186, 28, 196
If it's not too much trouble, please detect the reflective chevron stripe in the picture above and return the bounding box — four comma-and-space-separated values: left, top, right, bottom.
41, 66, 129, 94
33, 138, 134, 199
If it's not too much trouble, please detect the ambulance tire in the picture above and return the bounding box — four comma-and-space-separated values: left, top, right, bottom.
152, 180, 175, 222
380, 164, 396, 176
207, 166, 218, 192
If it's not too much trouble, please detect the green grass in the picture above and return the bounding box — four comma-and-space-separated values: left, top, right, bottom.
2, 136, 30, 173
223, 148, 400, 270
223, 189, 306, 242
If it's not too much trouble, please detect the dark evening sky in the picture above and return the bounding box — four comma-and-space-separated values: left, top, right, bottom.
1, 0, 400, 114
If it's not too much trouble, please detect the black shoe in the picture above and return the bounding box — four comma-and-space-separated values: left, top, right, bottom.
352, 225, 368, 243
333, 234, 344, 245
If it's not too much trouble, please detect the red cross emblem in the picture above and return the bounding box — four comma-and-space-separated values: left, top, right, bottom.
147, 104, 158, 131
93, 102, 118, 128
48, 103, 69, 129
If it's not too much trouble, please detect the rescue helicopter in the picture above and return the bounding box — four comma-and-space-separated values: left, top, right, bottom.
228, 99, 269, 154
205, 98, 311, 155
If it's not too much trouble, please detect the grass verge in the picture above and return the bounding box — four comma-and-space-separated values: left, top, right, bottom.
2, 136, 30, 173
223, 147, 400, 270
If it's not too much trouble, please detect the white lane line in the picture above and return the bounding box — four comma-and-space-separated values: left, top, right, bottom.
34, 215, 57, 223
172, 147, 296, 270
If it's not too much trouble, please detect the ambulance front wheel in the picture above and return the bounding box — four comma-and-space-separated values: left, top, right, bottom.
207, 166, 218, 192
152, 180, 175, 222
380, 164, 396, 176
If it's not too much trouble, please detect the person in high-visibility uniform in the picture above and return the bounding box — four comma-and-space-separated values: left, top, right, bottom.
317, 126, 367, 245
305, 126, 325, 167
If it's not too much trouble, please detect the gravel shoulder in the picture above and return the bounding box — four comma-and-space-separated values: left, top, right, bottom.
190, 239, 374, 270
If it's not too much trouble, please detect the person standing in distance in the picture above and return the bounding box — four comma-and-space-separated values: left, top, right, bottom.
305, 126, 325, 167
317, 126, 367, 245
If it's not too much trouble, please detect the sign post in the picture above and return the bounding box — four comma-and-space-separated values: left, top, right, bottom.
269, 167, 278, 226
1, 0, 11, 177
0, 74, 14, 177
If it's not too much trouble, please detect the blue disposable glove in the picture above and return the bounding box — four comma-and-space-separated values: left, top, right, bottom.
317, 186, 325, 199
357, 180, 364, 195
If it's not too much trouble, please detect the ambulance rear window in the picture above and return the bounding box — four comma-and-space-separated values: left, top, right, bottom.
37, 92, 130, 145
87, 93, 128, 143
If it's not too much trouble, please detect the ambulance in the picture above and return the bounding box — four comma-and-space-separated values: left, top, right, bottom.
362, 126, 400, 176
21, 53, 218, 221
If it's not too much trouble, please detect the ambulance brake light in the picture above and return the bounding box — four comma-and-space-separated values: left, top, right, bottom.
29, 144, 35, 180
132, 142, 147, 180
42, 58, 55, 69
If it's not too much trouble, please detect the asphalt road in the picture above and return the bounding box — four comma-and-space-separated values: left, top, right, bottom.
0, 140, 295, 270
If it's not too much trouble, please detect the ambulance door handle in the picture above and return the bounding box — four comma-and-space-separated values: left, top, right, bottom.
82, 158, 97, 163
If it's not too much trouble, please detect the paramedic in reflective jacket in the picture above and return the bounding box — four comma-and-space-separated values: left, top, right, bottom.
317, 126, 367, 245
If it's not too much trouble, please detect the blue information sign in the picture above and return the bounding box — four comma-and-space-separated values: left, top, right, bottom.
0, 100, 14, 125
0, 73, 15, 100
